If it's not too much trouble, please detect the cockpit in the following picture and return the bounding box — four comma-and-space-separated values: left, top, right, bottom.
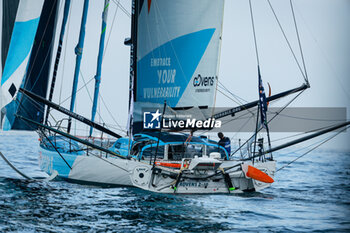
110, 132, 228, 160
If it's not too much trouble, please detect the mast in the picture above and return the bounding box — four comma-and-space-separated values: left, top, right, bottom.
130, 0, 138, 104
45, 0, 71, 125
127, 0, 138, 137
67, 0, 89, 133
89, 0, 109, 137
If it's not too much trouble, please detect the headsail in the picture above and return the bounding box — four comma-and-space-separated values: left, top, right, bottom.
0, 0, 59, 130
1, 0, 20, 75
130, 0, 225, 133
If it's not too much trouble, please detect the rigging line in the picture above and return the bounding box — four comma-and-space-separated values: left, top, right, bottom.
269, 112, 347, 122
217, 83, 243, 103
197, 110, 255, 137
220, 110, 255, 125
59, 67, 112, 124
231, 90, 304, 156
15, 94, 44, 117
277, 135, 336, 156
14, 41, 55, 119
25, 0, 62, 91
24, 0, 59, 87
216, 88, 248, 110
59, 77, 94, 105
99, 94, 126, 133
110, 0, 130, 18
46, 0, 73, 125
74, 70, 124, 134
248, 0, 260, 66
102, 123, 126, 132
20, 33, 55, 98
218, 81, 249, 104
216, 84, 273, 119
16, 1, 61, 116
276, 125, 349, 172
78, 71, 93, 103
38, 125, 129, 173
77, 71, 124, 132
266, 90, 305, 123
0, 151, 32, 180
14, 115, 71, 171
103, 0, 119, 61
216, 88, 242, 106
77, 71, 109, 127
266, 0, 306, 81
14, 90, 63, 131
57, 72, 110, 131
39, 128, 72, 170
269, 125, 333, 143
59, 1, 73, 105
240, 131, 339, 161
217, 83, 256, 117
293, 5, 350, 100
290, 0, 308, 83
230, 116, 254, 142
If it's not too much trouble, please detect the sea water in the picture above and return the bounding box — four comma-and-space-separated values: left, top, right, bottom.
0, 131, 349, 232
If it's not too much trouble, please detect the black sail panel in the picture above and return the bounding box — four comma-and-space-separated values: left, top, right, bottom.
1, 0, 20, 73
4, 0, 59, 130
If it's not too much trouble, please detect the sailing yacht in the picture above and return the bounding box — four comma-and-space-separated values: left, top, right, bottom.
0, 0, 58, 130
1, 0, 349, 194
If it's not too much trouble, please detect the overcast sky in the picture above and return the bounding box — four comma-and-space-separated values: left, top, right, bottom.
1, 0, 349, 150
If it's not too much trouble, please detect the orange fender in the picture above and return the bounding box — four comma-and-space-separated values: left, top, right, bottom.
155, 162, 181, 168
242, 164, 274, 183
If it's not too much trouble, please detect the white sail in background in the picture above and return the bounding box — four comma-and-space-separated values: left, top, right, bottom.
0, 0, 44, 111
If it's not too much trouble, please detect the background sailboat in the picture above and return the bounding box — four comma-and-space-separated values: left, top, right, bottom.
0, 0, 59, 130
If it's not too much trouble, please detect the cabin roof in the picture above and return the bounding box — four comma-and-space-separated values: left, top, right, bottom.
134, 131, 214, 144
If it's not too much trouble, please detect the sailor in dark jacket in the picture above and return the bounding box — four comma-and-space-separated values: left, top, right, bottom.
218, 132, 231, 158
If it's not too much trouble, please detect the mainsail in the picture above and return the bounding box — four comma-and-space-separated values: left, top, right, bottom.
130, 0, 225, 133
0, 0, 59, 130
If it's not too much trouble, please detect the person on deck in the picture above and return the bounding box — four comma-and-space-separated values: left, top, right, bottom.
218, 132, 231, 159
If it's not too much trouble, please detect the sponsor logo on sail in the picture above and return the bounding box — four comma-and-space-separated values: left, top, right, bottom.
193, 74, 215, 93
193, 74, 215, 87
